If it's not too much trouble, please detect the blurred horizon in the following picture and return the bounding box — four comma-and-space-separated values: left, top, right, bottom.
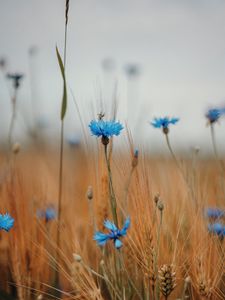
1, 0, 225, 154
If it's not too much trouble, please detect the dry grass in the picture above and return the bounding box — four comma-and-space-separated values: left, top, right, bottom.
0, 143, 224, 299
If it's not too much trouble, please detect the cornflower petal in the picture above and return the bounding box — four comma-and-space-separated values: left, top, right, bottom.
114, 239, 123, 249
120, 217, 130, 236
104, 220, 118, 231
151, 117, 179, 129
89, 120, 123, 138
93, 232, 110, 246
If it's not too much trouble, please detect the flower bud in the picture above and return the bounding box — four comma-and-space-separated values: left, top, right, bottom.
157, 201, 164, 211
101, 136, 109, 145
73, 253, 82, 263
86, 186, 93, 201
12, 142, 20, 154
154, 193, 160, 205
132, 149, 139, 168
163, 127, 169, 135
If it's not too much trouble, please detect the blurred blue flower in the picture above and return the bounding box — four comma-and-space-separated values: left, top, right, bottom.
94, 217, 130, 249
67, 136, 80, 147
37, 206, 56, 222
89, 120, 123, 139
151, 117, 179, 133
208, 223, 225, 237
7, 73, 24, 89
205, 208, 224, 219
206, 108, 225, 124
0, 213, 14, 232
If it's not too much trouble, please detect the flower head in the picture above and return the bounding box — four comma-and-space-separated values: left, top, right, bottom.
151, 117, 179, 134
205, 108, 224, 124
89, 120, 123, 145
205, 207, 224, 219
37, 206, 56, 222
94, 217, 130, 249
208, 223, 225, 237
0, 213, 14, 232
7, 73, 24, 89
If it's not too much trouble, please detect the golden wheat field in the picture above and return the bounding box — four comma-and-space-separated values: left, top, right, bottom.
0, 141, 224, 299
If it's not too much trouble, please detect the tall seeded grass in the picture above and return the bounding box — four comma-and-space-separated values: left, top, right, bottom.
0, 142, 224, 299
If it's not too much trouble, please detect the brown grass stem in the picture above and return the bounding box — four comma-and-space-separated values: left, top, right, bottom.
155, 209, 163, 300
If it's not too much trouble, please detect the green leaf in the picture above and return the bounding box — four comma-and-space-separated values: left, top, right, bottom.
56, 46, 67, 120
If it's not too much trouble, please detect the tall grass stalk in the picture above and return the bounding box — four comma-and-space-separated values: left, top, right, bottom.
210, 123, 225, 174
155, 206, 163, 300
55, 0, 70, 291
210, 124, 225, 199
165, 133, 198, 208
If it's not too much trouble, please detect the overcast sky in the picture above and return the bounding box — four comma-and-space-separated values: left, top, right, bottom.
1, 0, 225, 153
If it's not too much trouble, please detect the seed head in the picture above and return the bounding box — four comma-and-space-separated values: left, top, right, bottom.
158, 264, 176, 298
154, 193, 160, 205
65, 0, 70, 25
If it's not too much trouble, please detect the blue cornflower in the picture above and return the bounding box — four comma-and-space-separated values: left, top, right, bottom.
151, 117, 179, 134
206, 108, 222, 124
37, 206, 56, 222
205, 208, 224, 219
89, 120, 123, 145
0, 213, 14, 232
94, 217, 130, 249
208, 223, 225, 237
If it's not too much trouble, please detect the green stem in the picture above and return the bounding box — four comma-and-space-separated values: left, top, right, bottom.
104, 144, 118, 227
165, 133, 180, 170
118, 252, 142, 300
56, 120, 64, 251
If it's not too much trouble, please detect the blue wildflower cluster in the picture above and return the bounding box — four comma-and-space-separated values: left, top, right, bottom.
37, 206, 56, 222
208, 223, 225, 237
94, 217, 130, 249
205, 208, 224, 219
0, 213, 14, 232
89, 119, 123, 145
151, 117, 179, 134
